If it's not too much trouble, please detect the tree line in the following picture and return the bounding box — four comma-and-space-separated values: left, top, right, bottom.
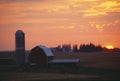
53, 43, 103, 52
73, 43, 102, 52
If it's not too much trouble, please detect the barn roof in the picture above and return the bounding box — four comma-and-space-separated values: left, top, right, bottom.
38, 45, 54, 57
48, 59, 80, 63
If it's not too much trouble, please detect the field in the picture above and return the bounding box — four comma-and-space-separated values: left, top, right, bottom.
0, 51, 120, 81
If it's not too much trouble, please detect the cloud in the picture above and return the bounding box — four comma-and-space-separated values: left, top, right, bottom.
84, 9, 107, 16
47, 26, 75, 30
0, 0, 120, 33
83, 0, 120, 17
0, 0, 46, 3
89, 19, 120, 32
99, 1, 119, 8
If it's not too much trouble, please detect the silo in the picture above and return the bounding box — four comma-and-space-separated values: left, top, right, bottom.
15, 30, 26, 66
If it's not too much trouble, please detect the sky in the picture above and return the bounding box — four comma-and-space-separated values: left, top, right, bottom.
0, 0, 120, 50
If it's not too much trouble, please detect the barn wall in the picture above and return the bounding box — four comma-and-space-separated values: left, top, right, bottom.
28, 46, 49, 65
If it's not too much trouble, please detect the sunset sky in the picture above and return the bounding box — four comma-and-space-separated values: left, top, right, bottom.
0, 0, 120, 50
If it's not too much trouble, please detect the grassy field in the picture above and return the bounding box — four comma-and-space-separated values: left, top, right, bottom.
0, 51, 120, 81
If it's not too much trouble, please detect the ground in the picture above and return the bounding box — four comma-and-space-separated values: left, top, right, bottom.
0, 51, 120, 81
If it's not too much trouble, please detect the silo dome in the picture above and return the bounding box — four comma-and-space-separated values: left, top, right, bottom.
15, 30, 24, 36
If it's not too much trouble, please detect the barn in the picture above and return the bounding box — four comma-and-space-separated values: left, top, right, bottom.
48, 59, 80, 67
28, 45, 54, 65
28, 45, 80, 68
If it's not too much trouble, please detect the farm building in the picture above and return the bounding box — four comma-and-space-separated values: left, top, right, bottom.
48, 59, 80, 67
28, 45, 54, 65
15, 30, 26, 66
28, 45, 80, 67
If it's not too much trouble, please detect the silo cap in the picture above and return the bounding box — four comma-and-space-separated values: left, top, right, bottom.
15, 30, 24, 35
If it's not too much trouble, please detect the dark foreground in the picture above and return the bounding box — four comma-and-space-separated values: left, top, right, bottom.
0, 51, 120, 81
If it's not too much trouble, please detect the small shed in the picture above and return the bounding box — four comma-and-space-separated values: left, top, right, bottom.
28, 45, 54, 65
48, 59, 80, 67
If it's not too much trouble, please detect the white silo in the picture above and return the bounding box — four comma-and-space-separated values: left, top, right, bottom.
15, 30, 26, 66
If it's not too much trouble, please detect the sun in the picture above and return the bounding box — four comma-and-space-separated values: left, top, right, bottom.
105, 45, 114, 49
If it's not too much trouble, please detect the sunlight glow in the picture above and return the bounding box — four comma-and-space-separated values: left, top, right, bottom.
106, 45, 114, 49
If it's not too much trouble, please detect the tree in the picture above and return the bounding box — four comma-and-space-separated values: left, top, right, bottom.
73, 44, 78, 52
79, 43, 103, 52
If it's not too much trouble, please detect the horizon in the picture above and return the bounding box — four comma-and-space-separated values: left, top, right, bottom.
0, 0, 120, 50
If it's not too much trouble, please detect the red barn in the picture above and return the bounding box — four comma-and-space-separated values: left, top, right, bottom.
28, 45, 54, 65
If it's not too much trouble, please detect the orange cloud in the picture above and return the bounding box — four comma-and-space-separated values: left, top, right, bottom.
49, 26, 75, 30
84, 0, 120, 17
0, 0, 120, 50
99, 1, 119, 8
84, 9, 107, 16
